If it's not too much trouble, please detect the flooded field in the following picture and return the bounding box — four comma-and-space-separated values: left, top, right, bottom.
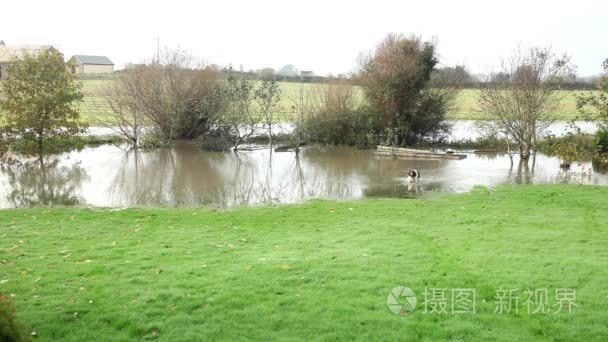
1, 143, 606, 208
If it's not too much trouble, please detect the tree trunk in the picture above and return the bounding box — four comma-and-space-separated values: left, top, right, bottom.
233, 138, 242, 152
37, 132, 43, 153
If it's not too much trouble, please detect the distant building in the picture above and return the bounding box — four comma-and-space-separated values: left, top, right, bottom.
68, 55, 114, 75
0, 41, 53, 79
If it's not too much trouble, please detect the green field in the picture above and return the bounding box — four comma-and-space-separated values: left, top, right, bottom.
1, 185, 607, 340
79, 79, 594, 124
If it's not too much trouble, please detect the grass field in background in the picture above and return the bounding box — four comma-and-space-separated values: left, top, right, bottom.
1, 185, 607, 340
78, 79, 593, 124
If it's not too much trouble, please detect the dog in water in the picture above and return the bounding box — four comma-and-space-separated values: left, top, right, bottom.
407, 169, 420, 183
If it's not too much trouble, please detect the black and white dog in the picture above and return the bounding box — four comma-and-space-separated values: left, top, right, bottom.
407, 169, 420, 183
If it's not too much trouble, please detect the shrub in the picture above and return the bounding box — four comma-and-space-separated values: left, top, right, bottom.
594, 129, 608, 154
537, 133, 595, 160
358, 34, 456, 146
197, 127, 236, 152
0, 295, 31, 342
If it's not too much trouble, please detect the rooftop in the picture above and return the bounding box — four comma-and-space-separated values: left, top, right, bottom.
71, 55, 114, 65
0, 45, 52, 62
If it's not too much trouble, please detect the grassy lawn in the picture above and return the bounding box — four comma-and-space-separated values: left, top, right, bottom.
77, 79, 592, 124
1, 185, 607, 341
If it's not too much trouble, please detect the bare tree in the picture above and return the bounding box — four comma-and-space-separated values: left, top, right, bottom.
94, 76, 147, 146
97, 49, 223, 146
479, 47, 574, 160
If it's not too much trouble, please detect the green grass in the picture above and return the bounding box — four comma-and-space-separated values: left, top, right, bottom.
1, 185, 607, 341
78, 79, 594, 124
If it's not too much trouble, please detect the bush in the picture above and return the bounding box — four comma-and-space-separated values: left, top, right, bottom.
0, 296, 31, 342
537, 133, 595, 160
594, 129, 608, 154
139, 133, 167, 149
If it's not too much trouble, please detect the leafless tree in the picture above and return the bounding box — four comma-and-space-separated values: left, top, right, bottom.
94, 76, 147, 146
97, 48, 223, 146
479, 47, 574, 160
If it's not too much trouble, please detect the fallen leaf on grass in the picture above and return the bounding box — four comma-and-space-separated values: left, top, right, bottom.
280, 264, 292, 270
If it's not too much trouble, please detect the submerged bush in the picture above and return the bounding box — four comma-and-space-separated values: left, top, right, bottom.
197, 127, 236, 152
537, 133, 595, 160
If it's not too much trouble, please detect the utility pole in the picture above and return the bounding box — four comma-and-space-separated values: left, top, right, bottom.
156, 37, 160, 64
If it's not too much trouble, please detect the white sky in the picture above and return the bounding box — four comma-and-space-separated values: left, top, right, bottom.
1, 0, 607, 76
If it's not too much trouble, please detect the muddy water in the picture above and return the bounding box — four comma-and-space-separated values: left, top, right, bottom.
0, 144, 606, 208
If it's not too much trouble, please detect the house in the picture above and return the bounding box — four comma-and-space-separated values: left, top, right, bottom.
68, 55, 114, 75
0, 41, 53, 79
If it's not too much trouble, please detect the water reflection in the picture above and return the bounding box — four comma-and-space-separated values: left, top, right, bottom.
0, 154, 88, 207
0, 144, 607, 209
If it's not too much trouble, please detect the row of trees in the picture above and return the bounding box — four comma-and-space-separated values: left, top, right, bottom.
97, 50, 282, 151
1, 35, 606, 167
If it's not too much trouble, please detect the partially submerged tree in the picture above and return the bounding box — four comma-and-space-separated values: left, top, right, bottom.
0, 49, 84, 151
358, 34, 457, 146
254, 78, 281, 146
479, 47, 574, 160
219, 73, 264, 151
284, 83, 315, 155
94, 76, 147, 146
102, 49, 224, 145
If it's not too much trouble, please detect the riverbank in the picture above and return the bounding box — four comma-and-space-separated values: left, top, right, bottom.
1, 185, 607, 340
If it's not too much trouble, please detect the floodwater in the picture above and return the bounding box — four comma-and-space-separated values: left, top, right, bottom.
0, 144, 606, 209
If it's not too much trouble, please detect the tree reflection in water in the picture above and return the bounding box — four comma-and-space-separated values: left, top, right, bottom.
0, 153, 88, 207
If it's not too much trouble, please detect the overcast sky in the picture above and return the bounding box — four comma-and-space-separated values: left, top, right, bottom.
1, 0, 606, 76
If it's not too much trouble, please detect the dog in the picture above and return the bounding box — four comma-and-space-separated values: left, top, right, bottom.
407, 169, 420, 183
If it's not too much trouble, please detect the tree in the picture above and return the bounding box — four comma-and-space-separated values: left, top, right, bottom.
358, 34, 456, 146
254, 78, 281, 146
576, 58, 608, 130
278, 64, 299, 77
0, 49, 84, 151
219, 72, 264, 151
430, 65, 472, 87
104, 49, 224, 145
94, 75, 147, 146
479, 47, 573, 160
